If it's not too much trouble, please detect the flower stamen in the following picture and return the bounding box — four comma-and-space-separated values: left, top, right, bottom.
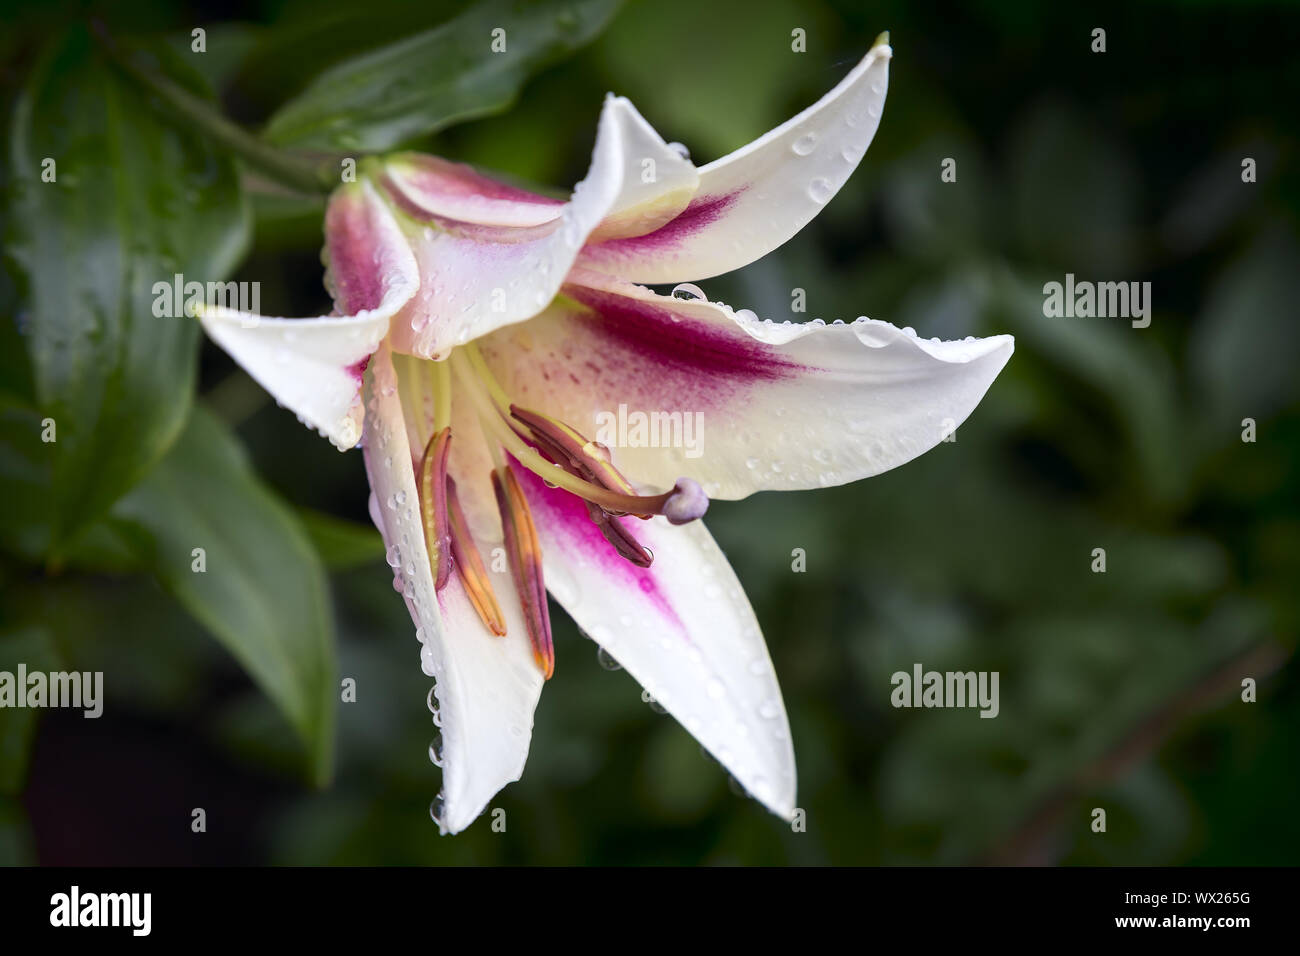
584, 500, 653, 567
417, 426, 453, 590
450, 349, 709, 525
446, 476, 507, 637
509, 404, 645, 515
492, 466, 554, 678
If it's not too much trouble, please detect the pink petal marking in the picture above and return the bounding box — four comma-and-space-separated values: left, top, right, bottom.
381, 154, 565, 234
399, 154, 565, 206
511, 462, 684, 636
561, 283, 806, 386
344, 356, 371, 385
324, 189, 392, 314
581, 190, 741, 262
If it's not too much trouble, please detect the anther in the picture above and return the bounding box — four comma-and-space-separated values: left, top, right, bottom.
510, 405, 647, 516
507, 406, 709, 524
417, 427, 453, 590
584, 501, 653, 567
492, 467, 554, 679
446, 476, 507, 637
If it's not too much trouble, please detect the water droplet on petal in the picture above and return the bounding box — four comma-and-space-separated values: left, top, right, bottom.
792, 133, 818, 156
671, 283, 706, 301
808, 178, 834, 204
597, 647, 622, 671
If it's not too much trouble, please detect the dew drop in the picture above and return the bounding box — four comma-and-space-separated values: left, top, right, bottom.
671, 282, 706, 301
791, 133, 818, 156
597, 647, 622, 671
428, 733, 444, 767
808, 178, 834, 204
429, 794, 445, 827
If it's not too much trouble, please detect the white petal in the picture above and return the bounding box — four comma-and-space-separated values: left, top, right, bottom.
578, 37, 892, 284
478, 272, 1013, 500
363, 343, 544, 835
513, 463, 797, 819
584, 97, 699, 242
199, 180, 417, 449
382, 97, 690, 358
381, 153, 566, 229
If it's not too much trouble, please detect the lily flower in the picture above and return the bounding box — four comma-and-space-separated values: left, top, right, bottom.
198, 34, 1014, 834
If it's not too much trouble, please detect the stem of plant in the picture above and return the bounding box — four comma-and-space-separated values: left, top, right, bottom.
92, 24, 337, 196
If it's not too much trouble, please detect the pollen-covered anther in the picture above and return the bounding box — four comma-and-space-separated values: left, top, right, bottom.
493, 467, 554, 679
446, 476, 507, 637
417, 427, 453, 590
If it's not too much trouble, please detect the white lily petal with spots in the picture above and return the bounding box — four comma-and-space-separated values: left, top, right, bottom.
479, 271, 1013, 500
199, 180, 418, 449
578, 38, 892, 284
363, 343, 544, 835
584, 96, 700, 242
383, 95, 694, 359
514, 463, 797, 819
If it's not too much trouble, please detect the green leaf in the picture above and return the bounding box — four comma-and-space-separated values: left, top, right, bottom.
0, 397, 54, 562
0, 627, 62, 795
297, 508, 387, 570
5, 27, 250, 553
109, 406, 337, 785
262, 0, 623, 150
0, 797, 36, 865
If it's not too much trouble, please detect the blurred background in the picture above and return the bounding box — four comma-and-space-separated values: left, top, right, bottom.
1, 0, 1298, 864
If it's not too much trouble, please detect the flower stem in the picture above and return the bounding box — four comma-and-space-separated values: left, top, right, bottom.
94, 25, 336, 196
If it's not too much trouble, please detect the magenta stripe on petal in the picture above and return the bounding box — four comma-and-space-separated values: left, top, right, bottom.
511, 461, 685, 635
399, 154, 564, 207
345, 356, 370, 385
324, 187, 388, 314
562, 284, 801, 385
583, 191, 739, 260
